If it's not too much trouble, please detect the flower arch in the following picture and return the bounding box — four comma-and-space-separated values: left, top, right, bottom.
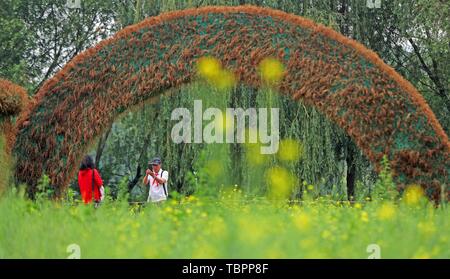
12, 6, 449, 200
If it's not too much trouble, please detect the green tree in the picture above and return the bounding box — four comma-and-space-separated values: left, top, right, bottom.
0, 0, 31, 86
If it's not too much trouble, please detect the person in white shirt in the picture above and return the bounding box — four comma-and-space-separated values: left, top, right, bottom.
143, 157, 169, 203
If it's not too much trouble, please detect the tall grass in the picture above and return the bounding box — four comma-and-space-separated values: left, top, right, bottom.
0, 187, 448, 259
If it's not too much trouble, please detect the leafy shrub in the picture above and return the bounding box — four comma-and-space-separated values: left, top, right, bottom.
35, 174, 55, 202
0, 78, 28, 117
372, 156, 397, 201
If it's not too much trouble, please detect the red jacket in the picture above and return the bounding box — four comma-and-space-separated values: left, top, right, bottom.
78, 169, 103, 204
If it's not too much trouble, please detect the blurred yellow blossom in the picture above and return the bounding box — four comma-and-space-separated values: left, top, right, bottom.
266, 167, 295, 199
197, 56, 221, 79
360, 211, 369, 222
213, 69, 235, 91
245, 141, 267, 165
278, 139, 303, 162
259, 57, 285, 84
293, 212, 311, 231
197, 56, 235, 90
377, 203, 396, 220
404, 184, 425, 206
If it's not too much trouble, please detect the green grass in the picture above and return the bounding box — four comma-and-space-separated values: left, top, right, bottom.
0, 188, 448, 259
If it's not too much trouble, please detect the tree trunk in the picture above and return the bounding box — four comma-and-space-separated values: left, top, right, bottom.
338, 0, 356, 201
338, 0, 350, 37
95, 125, 112, 168
346, 139, 356, 201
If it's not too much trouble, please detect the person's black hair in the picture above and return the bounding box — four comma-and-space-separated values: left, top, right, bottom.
80, 155, 95, 170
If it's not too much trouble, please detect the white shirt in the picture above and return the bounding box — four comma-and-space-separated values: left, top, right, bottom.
147, 169, 169, 202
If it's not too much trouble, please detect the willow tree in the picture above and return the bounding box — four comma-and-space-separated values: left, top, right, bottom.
86, 0, 379, 200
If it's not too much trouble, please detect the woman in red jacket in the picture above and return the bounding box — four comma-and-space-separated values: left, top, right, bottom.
78, 155, 104, 205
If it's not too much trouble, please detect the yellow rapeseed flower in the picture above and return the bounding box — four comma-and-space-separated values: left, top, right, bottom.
197, 56, 235, 90
266, 167, 295, 199
404, 184, 425, 206
293, 212, 311, 231
278, 139, 303, 162
211, 69, 235, 91
197, 56, 221, 79
245, 142, 266, 165
360, 211, 369, 223
259, 57, 285, 84
377, 203, 396, 220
